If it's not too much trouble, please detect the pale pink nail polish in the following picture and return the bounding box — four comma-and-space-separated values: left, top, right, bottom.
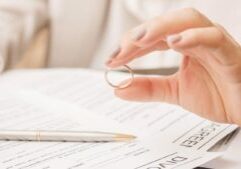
131, 26, 147, 41
167, 34, 182, 44
110, 47, 121, 59
105, 47, 121, 66
105, 59, 112, 66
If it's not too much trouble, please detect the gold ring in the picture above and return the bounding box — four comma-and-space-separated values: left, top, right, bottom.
105, 65, 134, 89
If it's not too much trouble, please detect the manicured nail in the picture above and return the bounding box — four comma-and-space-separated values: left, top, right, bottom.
105, 47, 121, 66
110, 46, 121, 59
167, 34, 182, 44
105, 59, 112, 66
131, 26, 147, 41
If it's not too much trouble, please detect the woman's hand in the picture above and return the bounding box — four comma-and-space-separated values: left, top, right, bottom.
105, 8, 241, 126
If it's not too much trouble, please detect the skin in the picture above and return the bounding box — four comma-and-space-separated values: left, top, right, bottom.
105, 8, 241, 126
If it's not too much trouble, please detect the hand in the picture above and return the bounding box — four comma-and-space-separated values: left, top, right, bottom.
105, 8, 241, 126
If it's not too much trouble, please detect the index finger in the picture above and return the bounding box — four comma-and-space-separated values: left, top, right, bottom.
106, 8, 213, 68
132, 8, 213, 47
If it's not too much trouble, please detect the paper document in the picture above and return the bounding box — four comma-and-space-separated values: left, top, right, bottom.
0, 69, 237, 169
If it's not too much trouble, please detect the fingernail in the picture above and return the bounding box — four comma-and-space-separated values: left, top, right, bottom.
105, 59, 112, 66
110, 46, 121, 59
105, 47, 121, 66
167, 34, 182, 44
131, 26, 147, 41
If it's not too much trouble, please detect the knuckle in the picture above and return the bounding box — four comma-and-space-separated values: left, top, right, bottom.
213, 27, 226, 44
184, 8, 202, 19
181, 8, 212, 27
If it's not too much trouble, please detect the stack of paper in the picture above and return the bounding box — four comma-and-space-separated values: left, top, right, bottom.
0, 69, 237, 169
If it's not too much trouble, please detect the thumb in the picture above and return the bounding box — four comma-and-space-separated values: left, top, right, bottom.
114, 76, 179, 104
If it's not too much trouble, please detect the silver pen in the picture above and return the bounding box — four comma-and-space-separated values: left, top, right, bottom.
0, 130, 136, 142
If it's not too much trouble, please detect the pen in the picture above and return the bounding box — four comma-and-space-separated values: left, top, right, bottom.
0, 130, 136, 142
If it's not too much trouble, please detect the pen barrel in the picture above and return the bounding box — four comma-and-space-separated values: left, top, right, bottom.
36, 131, 117, 142
0, 131, 39, 141
0, 131, 134, 142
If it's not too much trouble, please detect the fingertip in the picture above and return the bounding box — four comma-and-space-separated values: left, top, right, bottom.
130, 25, 147, 42
114, 88, 127, 100
167, 34, 182, 44
114, 86, 132, 101
113, 77, 153, 102
167, 34, 183, 49
114, 79, 136, 100
166, 34, 190, 49
129, 25, 154, 47
114, 86, 140, 101
105, 62, 123, 69
105, 59, 112, 67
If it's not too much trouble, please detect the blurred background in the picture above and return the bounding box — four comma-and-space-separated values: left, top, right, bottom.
0, 0, 241, 74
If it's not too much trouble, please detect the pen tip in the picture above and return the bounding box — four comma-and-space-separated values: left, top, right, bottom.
115, 134, 137, 141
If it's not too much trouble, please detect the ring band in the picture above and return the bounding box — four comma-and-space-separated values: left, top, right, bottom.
105, 65, 134, 89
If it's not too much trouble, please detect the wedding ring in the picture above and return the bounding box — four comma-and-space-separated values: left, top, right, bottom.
105, 65, 134, 89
